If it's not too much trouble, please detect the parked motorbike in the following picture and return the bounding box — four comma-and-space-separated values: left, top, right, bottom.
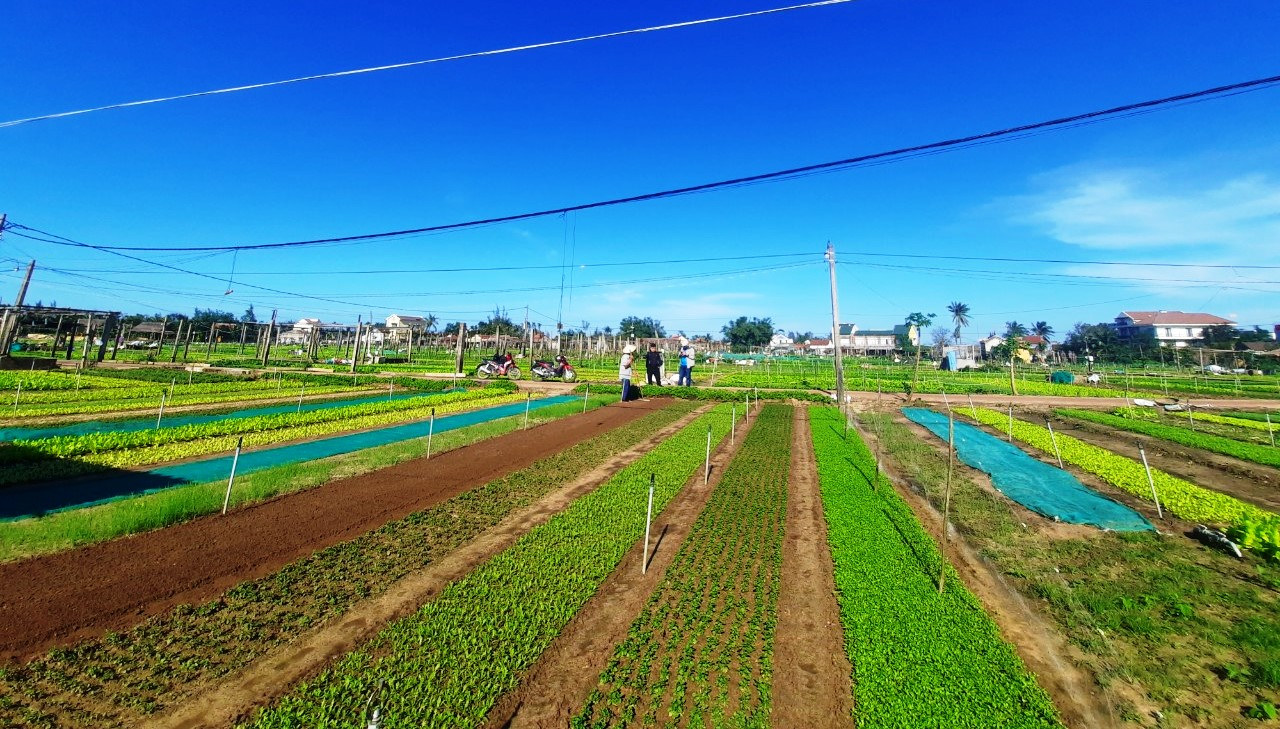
476, 352, 521, 380
531, 355, 577, 382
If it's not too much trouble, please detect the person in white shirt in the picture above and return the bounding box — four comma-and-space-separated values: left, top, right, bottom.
677, 338, 695, 386
620, 344, 636, 401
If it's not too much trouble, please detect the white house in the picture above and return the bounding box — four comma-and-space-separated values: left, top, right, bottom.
386, 314, 430, 331
1113, 310, 1235, 348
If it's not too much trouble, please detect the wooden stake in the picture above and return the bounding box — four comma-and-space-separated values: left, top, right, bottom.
222, 437, 244, 515
642, 473, 655, 574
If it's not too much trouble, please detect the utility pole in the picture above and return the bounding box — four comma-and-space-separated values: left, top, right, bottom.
825, 242, 846, 409
261, 309, 277, 367
0, 258, 35, 358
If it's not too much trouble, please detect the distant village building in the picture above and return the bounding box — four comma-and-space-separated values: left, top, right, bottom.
1112, 310, 1234, 348
807, 324, 917, 355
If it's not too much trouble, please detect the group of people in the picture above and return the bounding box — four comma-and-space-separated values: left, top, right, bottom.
619, 337, 696, 401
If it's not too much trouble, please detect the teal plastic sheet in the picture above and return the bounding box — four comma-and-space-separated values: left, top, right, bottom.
902, 408, 1153, 532
1, 395, 576, 521
0, 389, 462, 442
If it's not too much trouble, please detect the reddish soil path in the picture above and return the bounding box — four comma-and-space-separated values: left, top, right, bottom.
772, 406, 855, 728
0, 403, 659, 661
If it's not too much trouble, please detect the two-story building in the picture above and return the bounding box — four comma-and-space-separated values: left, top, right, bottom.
1113, 311, 1234, 348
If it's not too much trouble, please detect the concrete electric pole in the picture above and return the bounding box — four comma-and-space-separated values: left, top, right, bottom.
826, 242, 845, 409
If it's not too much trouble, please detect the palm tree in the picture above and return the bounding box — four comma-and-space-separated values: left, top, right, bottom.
1032, 321, 1053, 360
1003, 321, 1028, 395
947, 301, 970, 344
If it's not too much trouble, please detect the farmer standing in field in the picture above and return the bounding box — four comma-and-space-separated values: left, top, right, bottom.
678, 337, 696, 386
619, 344, 636, 402
645, 342, 664, 386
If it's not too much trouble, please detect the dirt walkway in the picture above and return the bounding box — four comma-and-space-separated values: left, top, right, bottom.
858, 420, 1118, 729
480, 406, 761, 728
772, 406, 855, 728
148, 404, 714, 729
0, 403, 663, 661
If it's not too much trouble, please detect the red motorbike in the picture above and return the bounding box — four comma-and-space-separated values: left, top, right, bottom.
531, 354, 577, 382
476, 352, 521, 380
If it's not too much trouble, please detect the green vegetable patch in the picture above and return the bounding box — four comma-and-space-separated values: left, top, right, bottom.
811, 406, 1063, 728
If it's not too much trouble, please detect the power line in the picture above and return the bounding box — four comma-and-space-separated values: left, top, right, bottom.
844, 249, 1280, 270
0, 0, 857, 129
10, 71, 1278, 253
32, 251, 818, 276
842, 260, 1280, 286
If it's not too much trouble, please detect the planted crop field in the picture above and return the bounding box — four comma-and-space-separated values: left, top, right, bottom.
966, 406, 1280, 562
12, 359, 1280, 729
243, 404, 735, 727
811, 407, 1063, 728
576, 403, 792, 727
869, 408, 1280, 725
0, 400, 698, 726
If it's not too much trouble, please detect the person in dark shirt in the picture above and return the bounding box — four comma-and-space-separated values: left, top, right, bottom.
645, 343, 664, 386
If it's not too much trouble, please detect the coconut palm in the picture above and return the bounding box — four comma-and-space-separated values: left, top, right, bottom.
947, 301, 970, 344
1032, 321, 1054, 359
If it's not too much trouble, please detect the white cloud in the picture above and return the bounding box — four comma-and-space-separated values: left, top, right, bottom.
1001, 166, 1280, 325
1021, 169, 1280, 254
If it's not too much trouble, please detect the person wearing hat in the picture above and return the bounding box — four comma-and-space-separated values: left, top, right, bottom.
678, 337, 696, 386
620, 344, 636, 402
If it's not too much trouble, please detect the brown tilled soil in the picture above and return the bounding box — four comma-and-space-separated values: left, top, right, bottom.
480, 406, 761, 728
770, 406, 854, 728
0, 402, 660, 661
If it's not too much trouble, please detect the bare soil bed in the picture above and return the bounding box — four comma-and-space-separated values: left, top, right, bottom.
0, 402, 659, 661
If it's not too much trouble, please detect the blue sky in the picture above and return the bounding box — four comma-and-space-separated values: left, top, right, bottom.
2, 0, 1278, 343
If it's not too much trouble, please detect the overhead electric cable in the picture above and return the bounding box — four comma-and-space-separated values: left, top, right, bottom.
11, 72, 1279, 253
0, 0, 856, 129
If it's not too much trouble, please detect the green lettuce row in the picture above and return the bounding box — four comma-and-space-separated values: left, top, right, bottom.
243, 403, 735, 728
1188, 411, 1280, 433
0, 393, 524, 486
811, 406, 1062, 728
970, 408, 1279, 562
0, 371, 138, 392
576, 403, 792, 726
8, 388, 504, 461
1056, 408, 1280, 469
11, 379, 355, 405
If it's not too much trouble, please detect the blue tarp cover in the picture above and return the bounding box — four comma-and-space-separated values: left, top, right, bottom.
2, 395, 577, 521
902, 407, 1153, 532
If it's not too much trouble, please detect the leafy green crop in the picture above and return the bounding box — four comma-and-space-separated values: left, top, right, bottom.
811, 406, 1063, 728
576, 404, 792, 726
0, 401, 699, 728
0, 390, 523, 486
243, 404, 735, 728
971, 408, 1280, 562
1057, 408, 1280, 469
